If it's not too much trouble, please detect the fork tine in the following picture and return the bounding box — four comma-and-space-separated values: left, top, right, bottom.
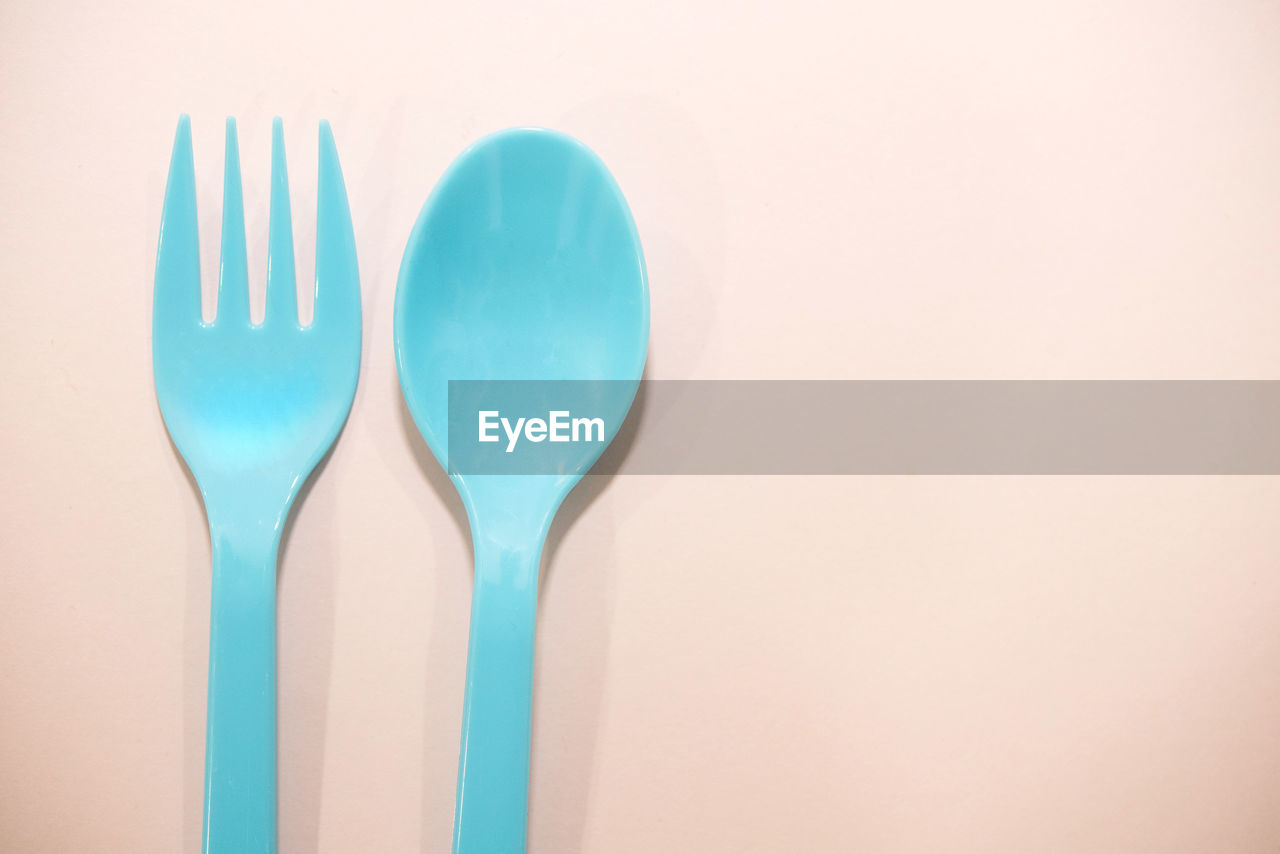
154, 115, 201, 325
312, 120, 360, 328
266, 117, 298, 327
217, 118, 251, 327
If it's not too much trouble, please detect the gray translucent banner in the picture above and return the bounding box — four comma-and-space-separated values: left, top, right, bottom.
446, 381, 1280, 475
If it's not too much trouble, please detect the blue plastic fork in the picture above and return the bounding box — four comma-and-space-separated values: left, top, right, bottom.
153, 116, 361, 854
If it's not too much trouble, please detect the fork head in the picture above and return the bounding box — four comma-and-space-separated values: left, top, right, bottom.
153, 116, 361, 526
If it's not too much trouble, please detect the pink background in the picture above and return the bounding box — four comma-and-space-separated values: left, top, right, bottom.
3, 0, 1280, 850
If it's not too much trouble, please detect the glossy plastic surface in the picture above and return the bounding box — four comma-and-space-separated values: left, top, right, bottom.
153, 115, 361, 854
394, 128, 649, 854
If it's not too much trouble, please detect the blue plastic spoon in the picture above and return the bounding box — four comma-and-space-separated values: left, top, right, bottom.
394, 128, 648, 853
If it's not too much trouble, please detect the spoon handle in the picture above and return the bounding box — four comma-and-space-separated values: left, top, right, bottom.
454, 540, 541, 854
203, 519, 279, 854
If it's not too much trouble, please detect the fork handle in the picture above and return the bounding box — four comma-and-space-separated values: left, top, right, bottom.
203, 525, 278, 854
453, 538, 542, 854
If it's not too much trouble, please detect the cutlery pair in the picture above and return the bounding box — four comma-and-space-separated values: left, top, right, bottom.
153, 116, 648, 854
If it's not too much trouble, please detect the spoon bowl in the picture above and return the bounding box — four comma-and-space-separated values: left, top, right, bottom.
394, 127, 648, 853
